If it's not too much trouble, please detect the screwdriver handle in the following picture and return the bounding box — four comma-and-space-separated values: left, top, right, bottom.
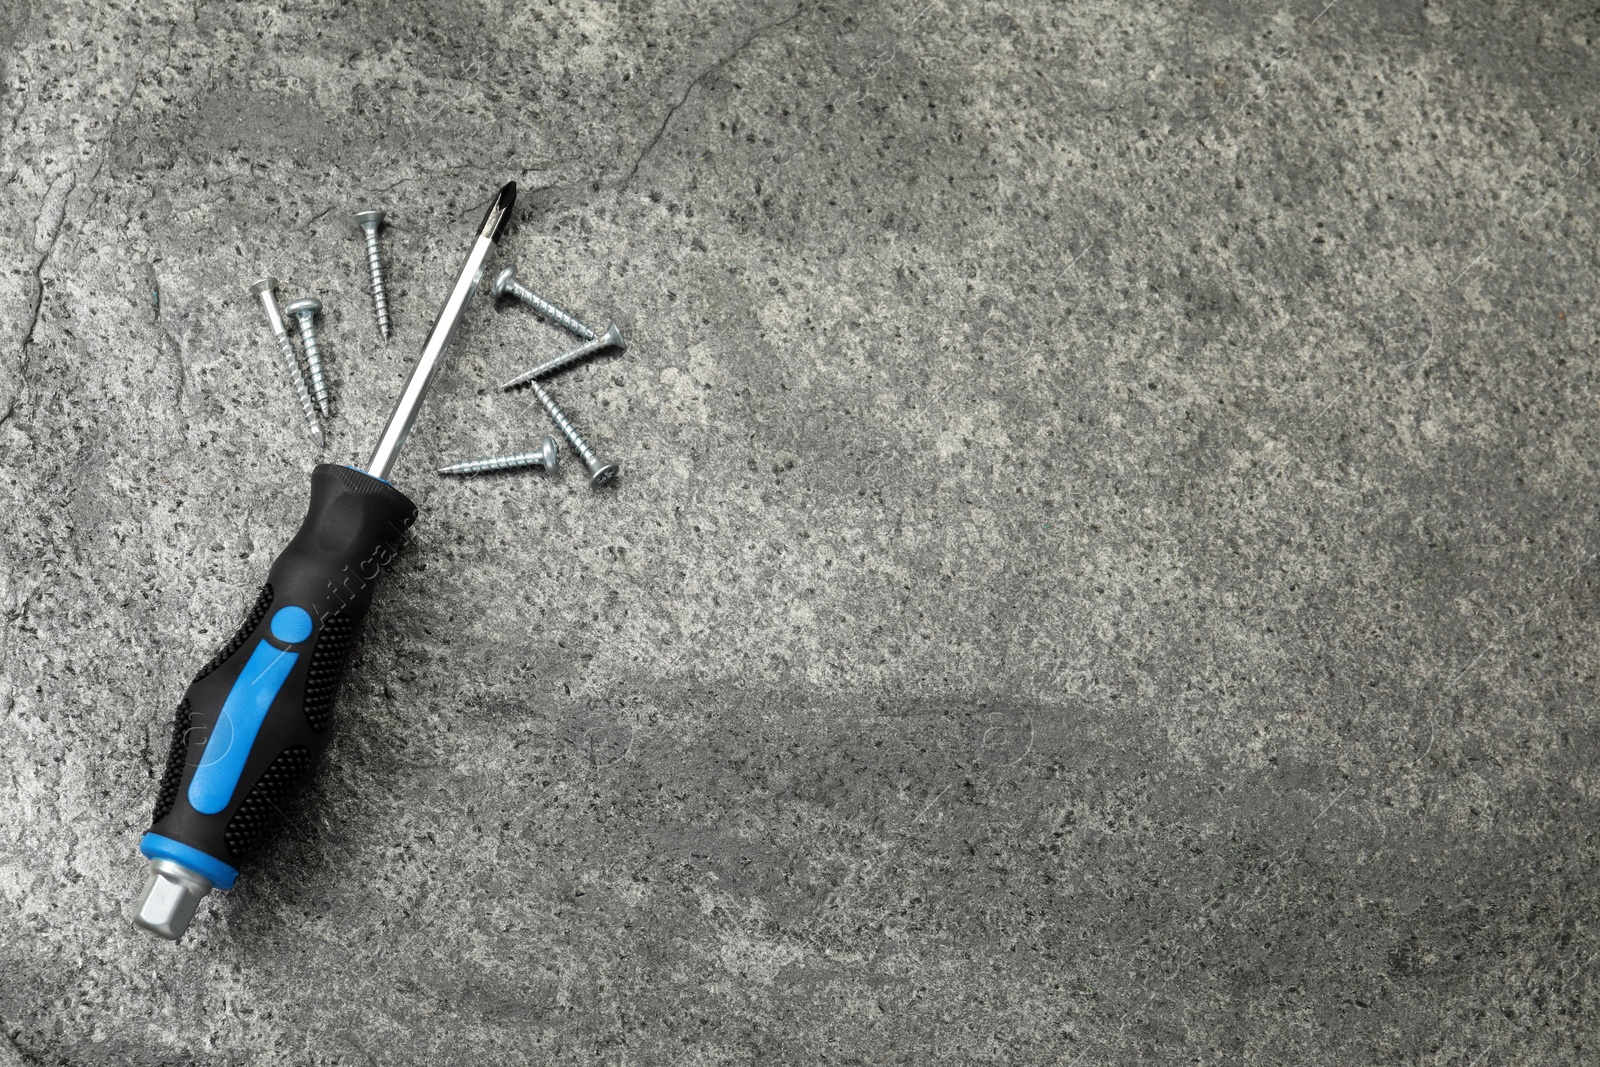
141, 464, 416, 891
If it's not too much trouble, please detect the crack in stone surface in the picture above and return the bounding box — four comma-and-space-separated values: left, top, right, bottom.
618, 4, 805, 191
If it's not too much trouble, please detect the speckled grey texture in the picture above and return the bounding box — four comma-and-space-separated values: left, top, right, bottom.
2, 0, 1599, 1063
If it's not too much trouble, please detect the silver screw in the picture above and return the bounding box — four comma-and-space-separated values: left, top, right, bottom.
354, 209, 391, 341
500, 321, 626, 390
249, 276, 323, 447
437, 436, 560, 477
284, 297, 331, 418
492, 265, 596, 341
528, 381, 618, 488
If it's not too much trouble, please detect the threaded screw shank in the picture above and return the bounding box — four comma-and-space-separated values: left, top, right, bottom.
500, 322, 625, 390
506, 278, 596, 341
529, 381, 618, 488
438, 435, 558, 477
251, 277, 322, 447
363, 230, 390, 338
286, 301, 330, 418
439, 450, 552, 475
356, 211, 391, 340
301, 325, 331, 417
276, 333, 321, 437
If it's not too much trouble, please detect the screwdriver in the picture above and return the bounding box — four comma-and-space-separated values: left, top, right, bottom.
132, 181, 517, 940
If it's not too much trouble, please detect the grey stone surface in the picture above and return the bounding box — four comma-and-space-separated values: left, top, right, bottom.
1, 0, 1598, 1063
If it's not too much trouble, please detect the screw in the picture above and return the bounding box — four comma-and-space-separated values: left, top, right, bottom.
284, 298, 331, 418
249, 276, 323, 447
527, 381, 618, 488
437, 435, 560, 477
354, 209, 391, 340
491, 265, 596, 341
500, 321, 626, 390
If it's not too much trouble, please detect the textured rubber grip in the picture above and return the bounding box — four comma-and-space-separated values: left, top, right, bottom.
145, 465, 416, 879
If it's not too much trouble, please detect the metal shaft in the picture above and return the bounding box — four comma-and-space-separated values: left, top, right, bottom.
507, 278, 595, 341
364, 182, 517, 482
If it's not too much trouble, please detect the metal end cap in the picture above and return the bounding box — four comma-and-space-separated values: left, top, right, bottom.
284, 297, 322, 317
541, 436, 560, 474
354, 209, 386, 228
601, 321, 627, 352
249, 276, 278, 297
133, 860, 213, 941
491, 265, 517, 299
588, 462, 619, 489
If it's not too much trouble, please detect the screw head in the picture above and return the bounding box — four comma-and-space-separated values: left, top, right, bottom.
599, 320, 627, 353
354, 209, 386, 230
284, 297, 322, 319
491, 265, 517, 300
538, 435, 559, 474
248, 276, 278, 297
588, 462, 619, 489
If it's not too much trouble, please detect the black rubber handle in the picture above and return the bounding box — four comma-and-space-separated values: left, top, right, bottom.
146, 465, 416, 878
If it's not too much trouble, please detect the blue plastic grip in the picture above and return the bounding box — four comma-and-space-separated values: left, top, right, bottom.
270, 606, 314, 643
139, 832, 240, 889
186, 640, 300, 815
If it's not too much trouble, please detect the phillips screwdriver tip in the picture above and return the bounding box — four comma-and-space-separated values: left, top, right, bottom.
479, 181, 517, 245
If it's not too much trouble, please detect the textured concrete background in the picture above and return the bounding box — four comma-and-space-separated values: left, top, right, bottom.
1, 0, 1598, 1063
